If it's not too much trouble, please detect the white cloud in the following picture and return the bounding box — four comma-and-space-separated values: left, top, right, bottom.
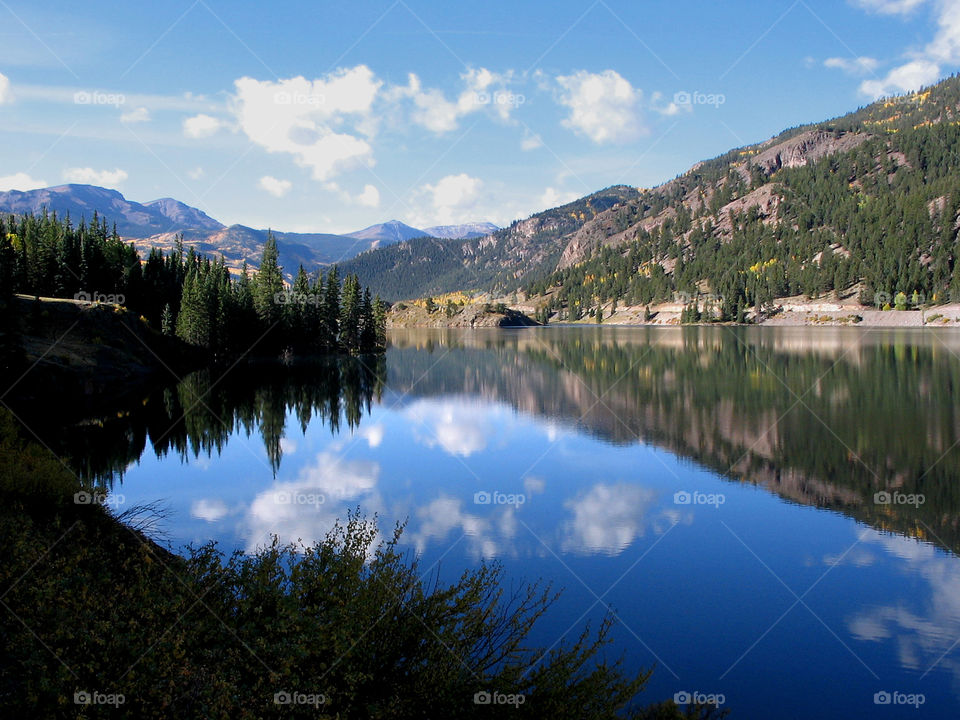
232, 66, 380, 181
407, 495, 510, 559
187, 166, 205, 180
855, 0, 960, 97
0, 172, 46, 191
258, 175, 292, 197
416, 173, 484, 226
355, 183, 380, 208
191, 498, 229, 522
0, 73, 10, 104
556, 69, 644, 144
357, 423, 384, 448
521, 131, 543, 151
649, 91, 689, 116
854, 0, 927, 14
562, 483, 655, 555
120, 106, 150, 123
409, 67, 519, 134
323, 181, 381, 207
823, 56, 880, 75
861, 59, 941, 97
183, 113, 223, 138
539, 187, 579, 209
242, 452, 382, 553
407, 397, 492, 457
62, 167, 128, 187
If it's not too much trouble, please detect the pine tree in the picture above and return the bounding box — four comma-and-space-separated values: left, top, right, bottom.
323, 266, 340, 350
253, 233, 284, 329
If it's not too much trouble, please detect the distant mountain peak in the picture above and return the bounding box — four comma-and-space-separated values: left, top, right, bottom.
424, 221, 499, 240
345, 220, 430, 244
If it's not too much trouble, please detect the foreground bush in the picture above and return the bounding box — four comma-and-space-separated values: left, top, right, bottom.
0, 411, 724, 718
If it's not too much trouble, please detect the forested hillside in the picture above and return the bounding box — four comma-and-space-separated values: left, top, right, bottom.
347, 75, 960, 319
339, 186, 639, 300
0, 213, 387, 362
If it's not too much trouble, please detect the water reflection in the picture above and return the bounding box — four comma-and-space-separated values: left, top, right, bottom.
47, 326, 960, 560
40, 325, 960, 717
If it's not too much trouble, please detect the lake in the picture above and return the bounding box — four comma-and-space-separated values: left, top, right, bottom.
64, 325, 960, 718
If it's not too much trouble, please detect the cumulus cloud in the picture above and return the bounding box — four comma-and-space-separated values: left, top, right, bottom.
191, 498, 229, 522
407, 67, 519, 134
407, 397, 493, 457
0, 172, 46, 191
0, 73, 11, 104
562, 483, 655, 555
233, 66, 380, 181
120, 106, 150, 123
355, 183, 380, 207
539, 187, 579, 209
855, 0, 960, 97
357, 423, 384, 448
861, 59, 941, 97
183, 113, 223, 138
846, 528, 960, 682
823, 56, 880, 75
258, 175, 292, 197
415, 173, 484, 226
407, 495, 511, 559
62, 167, 128, 187
556, 69, 644, 144
242, 452, 382, 552
187, 166, 204, 180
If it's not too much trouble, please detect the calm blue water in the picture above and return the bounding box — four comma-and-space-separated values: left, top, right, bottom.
110, 326, 960, 718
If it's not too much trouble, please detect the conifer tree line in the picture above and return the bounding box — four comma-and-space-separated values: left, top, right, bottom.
0, 212, 387, 356
524, 117, 960, 322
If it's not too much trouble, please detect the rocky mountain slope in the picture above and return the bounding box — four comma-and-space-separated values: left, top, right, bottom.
346, 75, 960, 310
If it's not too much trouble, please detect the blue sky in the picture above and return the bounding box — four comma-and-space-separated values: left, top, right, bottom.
0, 0, 956, 233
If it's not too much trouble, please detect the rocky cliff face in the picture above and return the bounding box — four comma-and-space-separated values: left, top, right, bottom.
553, 128, 872, 270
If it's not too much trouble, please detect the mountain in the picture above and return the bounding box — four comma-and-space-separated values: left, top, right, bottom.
339, 186, 640, 300
342, 74, 960, 310
344, 219, 501, 243
423, 221, 499, 239
143, 197, 224, 233
0, 185, 385, 277
0, 184, 501, 280
0, 184, 224, 238
345, 220, 429, 244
